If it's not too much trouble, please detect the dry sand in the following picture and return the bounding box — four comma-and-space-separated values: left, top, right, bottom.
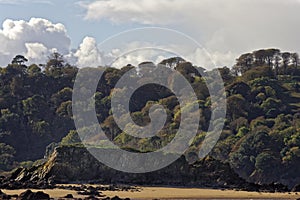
102, 187, 300, 199
2, 186, 300, 199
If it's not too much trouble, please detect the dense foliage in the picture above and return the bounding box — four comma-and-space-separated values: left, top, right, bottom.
0, 49, 300, 187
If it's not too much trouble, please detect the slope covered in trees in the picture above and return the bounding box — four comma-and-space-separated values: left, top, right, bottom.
0, 49, 300, 188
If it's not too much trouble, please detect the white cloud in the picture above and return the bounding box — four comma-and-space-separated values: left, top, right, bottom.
79, 0, 185, 25
25, 43, 48, 63
74, 37, 102, 68
80, 0, 300, 67
110, 48, 175, 68
0, 18, 185, 68
0, 18, 71, 66
93, 39, 181, 68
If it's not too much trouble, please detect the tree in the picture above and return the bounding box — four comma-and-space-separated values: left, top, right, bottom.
227, 94, 249, 120
45, 52, 65, 77
7, 55, 28, 74
235, 53, 254, 74
0, 143, 15, 170
47, 52, 64, 68
56, 101, 72, 118
218, 66, 234, 83
10, 76, 23, 96
0, 109, 20, 133
27, 64, 41, 76
227, 82, 251, 98
22, 95, 48, 120
253, 49, 267, 66
159, 57, 185, 69
255, 151, 281, 177
273, 53, 282, 77
51, 87, 73, 108
264, 49, 280, 67
260, 97, 283, 118
252, 49, 281, 68
32, 121, 50, 136
282, 52, 291, 75
138, 62, 156, 76
11, 55, 28, 65
242, 66, 274, 81
229, 131, 272, 178
291, 53, 299, 75
61, 130, 81, 146
102, 115, 122, 140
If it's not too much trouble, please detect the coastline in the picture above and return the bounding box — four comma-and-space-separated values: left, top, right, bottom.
2, 186, 300, 199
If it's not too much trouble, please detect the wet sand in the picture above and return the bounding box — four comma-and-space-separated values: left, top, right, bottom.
2, 186, 300, 199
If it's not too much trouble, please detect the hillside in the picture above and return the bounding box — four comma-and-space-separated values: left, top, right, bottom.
0, 49, 300, 189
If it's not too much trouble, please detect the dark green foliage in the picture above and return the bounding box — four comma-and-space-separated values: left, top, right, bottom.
0, 55, 76, 166
0, 143, 15, 171
60, 130, 81, 146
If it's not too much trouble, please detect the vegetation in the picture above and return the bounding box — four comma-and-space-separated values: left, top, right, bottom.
0, 49, 300, 187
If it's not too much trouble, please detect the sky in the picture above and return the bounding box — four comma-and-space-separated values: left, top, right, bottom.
0, 0, 300, 69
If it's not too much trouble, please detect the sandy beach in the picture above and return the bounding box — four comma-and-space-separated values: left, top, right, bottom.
2, 186, 300, 199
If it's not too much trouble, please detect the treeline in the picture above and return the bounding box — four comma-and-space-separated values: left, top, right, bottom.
232, 49, 299, 76
0, 50, 300, 188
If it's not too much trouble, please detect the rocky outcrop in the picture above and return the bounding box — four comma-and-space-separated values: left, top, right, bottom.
2, 146, 250, 189
18, 190, 50, 200
4, 146, 291, 192
0, 190, 50, 200
292, 184, 300, 192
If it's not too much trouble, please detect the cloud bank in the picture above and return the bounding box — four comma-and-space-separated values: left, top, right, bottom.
0, 18, 208, 69
0, 18, 70, 66
80, 0, 300, 67
1, 0, 300, 69
0, 18, 106, 68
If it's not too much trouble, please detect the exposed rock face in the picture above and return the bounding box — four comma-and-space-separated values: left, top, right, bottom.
6, 146, 249, 189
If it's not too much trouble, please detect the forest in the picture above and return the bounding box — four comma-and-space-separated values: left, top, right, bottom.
0, 49, 300, 187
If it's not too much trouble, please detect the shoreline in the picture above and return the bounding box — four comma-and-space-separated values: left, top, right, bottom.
2, 186, 300, 199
